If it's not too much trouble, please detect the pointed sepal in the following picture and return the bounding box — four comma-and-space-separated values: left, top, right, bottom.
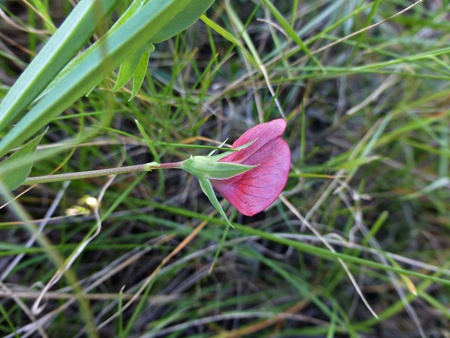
198, 177, 234, 228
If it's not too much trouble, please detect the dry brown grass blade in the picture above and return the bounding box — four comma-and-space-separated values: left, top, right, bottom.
96, 209, 217, 330
212, 298, 313, 338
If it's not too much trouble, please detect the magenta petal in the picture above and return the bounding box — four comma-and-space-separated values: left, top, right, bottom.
221, 119, 287, 165
211, 119, 290, 216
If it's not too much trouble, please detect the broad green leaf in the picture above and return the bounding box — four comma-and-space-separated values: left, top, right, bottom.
0, 130, 46, 191
130, 50, 152, 100
109, 0, 146, 33
0, 0, 215, 158
110, 0, 152, 95
0, 0, 121, 132
112, 45, 146, 92
112, 43, 155, 95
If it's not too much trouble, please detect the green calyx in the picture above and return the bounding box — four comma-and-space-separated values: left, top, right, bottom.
180, 154, 256, 228
181, 155, 256, 180
179, 139, 258, 228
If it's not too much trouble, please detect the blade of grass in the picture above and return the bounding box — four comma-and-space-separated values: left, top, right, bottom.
0, 0, 121, 131
0, 0, 215, 157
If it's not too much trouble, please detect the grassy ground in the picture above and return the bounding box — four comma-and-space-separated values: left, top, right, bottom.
1, 0, 450, 337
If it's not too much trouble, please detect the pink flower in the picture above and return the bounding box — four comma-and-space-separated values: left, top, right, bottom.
210, 119, 290, 216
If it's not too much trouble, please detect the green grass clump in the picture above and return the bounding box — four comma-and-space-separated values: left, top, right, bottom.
1, 1, 449, 337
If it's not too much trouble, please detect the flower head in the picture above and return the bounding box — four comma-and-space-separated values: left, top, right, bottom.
180, 119, 290, 224
210, 118, 290, 216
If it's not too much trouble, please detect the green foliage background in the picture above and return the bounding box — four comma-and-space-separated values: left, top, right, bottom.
0, 0, 449, 337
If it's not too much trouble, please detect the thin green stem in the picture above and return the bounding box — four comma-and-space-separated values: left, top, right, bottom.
23, 161, 184, 185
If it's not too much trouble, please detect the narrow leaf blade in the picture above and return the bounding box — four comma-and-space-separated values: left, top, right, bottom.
198, 177, 234, 227
0, 0, 121, 132
0, 0, 215, 158
130, 50, 152, 100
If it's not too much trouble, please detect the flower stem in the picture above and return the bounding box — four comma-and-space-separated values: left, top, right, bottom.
23, 161, 184, 185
